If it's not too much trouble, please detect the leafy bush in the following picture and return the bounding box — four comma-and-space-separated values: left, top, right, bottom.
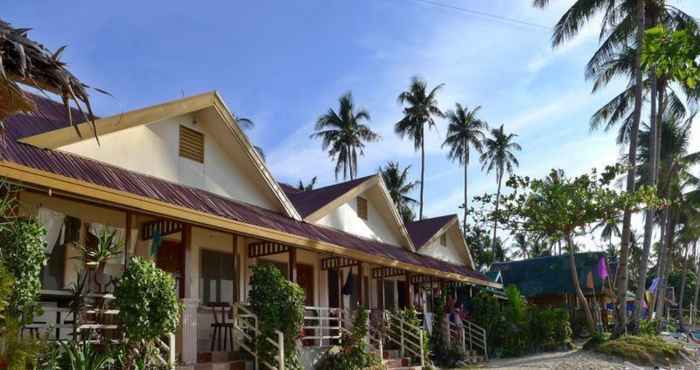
58, 340, 115, 370
0, 262, 14, 320
596, 335, 684, 366
0, 318, 47, 370
472, 285, 572, 358
0, 217, 47, 323
249, 264, 305, 370
316, 307, 382, 370
114, 257, 181, 342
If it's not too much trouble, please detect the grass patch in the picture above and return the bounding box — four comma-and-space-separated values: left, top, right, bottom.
594, 335, 685, 367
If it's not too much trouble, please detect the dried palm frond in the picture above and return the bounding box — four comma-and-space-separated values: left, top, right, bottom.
0, 18, 103, 137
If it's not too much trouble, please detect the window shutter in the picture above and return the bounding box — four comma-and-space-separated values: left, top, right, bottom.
179, 126, 204, 163
357, 197, 368, 220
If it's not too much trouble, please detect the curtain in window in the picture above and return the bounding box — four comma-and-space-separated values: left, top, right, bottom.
37, 207, 65, 253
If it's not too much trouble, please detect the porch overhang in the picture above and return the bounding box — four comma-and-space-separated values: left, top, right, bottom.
0, 160, 501, 289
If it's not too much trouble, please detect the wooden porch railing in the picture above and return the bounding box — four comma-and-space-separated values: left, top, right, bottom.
232, 303, 285, 370
383, 310, 425, 367
448, 318, 488, 361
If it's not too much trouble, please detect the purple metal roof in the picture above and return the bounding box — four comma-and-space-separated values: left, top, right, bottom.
1, 99, 490, 284
406, 215, 457, 249
282, 175, 374, 218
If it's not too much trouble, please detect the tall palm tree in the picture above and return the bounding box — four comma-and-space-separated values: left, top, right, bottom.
311, 92, 380, 180
443, 103, 487, 231
395, 77, 445, 219
534, 0, 644, 335
380, 161, 419, 223
232, 115, 267, 161
534, 0, 698, 333
480, 125, 521, 259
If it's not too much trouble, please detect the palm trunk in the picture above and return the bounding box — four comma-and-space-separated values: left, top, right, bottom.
491, 172, 503, 261
614, 0, 645, 337
419, 135, 425, 220
566, 235, 596, 334
655, 210, 676, 321
693, 242, 700, 312
463, 146, 469, 232
650, 208, 668, 315
632, 74, 659, 332
678, 242, 694, 328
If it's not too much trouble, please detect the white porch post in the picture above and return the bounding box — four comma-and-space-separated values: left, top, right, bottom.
181, 224, 199, 365
181, 299, 199, 365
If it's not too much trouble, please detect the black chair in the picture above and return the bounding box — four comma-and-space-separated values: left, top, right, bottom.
208, 302, 234, 352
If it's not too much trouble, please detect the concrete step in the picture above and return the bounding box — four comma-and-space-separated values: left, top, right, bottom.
382, 349, 401, 359
383, 357, 409, 367
191, 360, 248, 370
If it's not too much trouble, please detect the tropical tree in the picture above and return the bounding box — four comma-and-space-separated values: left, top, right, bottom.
480, 124, 521, 259
380, 161, 419, 223
311, 92, 380, 180
395, 77, 445, 219
533, 0, 698, 333
297, 177, 317, 191
0, 18, 99, 132
443, 103, 487, 231
642, 116, 700, 320
496, 168, 661, 334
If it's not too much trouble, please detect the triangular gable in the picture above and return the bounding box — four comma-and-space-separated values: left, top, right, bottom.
407, 215, 475, 269
284, 175, 415, 251
20, 92, 301, 220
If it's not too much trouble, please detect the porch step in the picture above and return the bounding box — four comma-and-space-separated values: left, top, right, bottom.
383, 357, 409, 367
190, 360, 248, 370
382, 349, 401, 359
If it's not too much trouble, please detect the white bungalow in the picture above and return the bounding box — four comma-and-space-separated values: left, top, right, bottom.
3, 92, 498, 369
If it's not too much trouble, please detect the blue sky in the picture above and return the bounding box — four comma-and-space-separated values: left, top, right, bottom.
6, 0, 700, 243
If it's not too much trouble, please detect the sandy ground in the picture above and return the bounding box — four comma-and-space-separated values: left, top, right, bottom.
472, 347, 698, 370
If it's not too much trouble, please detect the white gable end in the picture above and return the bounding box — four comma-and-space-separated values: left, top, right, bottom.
418, 227, 469, 266
316, 189, 403, 247
58, 112, 282, 212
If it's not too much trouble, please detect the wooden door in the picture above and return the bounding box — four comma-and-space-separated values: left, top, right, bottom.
156, 240, 185, 298
296, 263, 314, 306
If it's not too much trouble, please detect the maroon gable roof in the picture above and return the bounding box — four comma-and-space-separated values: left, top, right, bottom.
8, 93, 94, 139
282, 175, 373, 219
406, 215, 457, 249
1, 99, 490, 285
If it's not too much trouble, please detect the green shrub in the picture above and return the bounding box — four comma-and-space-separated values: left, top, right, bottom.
0, 217, 47, 323
472, 286, 572, 358
596, 335, 684, 366
115, 257, 181, 341
0, 262, 15, 320
316, 307, 382, 370
249, 264, 305, 370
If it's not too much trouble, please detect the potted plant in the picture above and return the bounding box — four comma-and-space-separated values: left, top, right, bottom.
73, 228, 123, 293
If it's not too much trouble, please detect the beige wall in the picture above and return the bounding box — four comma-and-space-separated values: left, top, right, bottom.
316, 187, 404, 247
58, 113, 282, 212
417, 225, 469, 266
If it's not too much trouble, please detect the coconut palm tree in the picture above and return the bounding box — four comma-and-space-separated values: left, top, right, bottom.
395, 77, 445, 219
533, 0, 698, 332
380, 161, 419, 223
480, 125, 521, 260
0, 18, 100, 133
443, 103, 487, 231
311, 92, 380, 181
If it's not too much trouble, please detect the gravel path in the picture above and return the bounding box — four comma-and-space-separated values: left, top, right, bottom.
473, 349, 643, 370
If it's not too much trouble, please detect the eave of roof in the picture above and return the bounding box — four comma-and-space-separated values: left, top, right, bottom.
284, 175, 417, 251
407, 214, 475, 269
15, 92, 302, 221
